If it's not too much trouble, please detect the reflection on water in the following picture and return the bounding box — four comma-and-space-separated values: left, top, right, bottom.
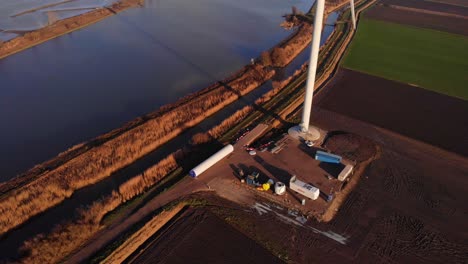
0, 0, 311, 181
0, 4, 344, 257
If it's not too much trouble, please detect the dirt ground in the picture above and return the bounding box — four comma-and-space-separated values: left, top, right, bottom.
324, 133, 377, 163
125, 207, 284, 264
316, 68, 468, 156
187, 105, 468, 263
380, 0, 468, 16
198, 130, 376, 220
70, 71, 468, 263
364, 3, 468, 36
308, 109, 468, 263
141, 137, 468, 263
428, 0, 468, 7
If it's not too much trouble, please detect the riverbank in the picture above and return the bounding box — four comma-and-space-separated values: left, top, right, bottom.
0, 0, 143, 60
0, 62, 274, 236
0, 2, 331, 235
0, 0, 369, 261
0, 0, 352, 250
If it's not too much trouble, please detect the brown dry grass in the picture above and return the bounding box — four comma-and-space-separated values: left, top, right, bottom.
118, 155, 178, 202
18, 153, 179, 264
19, 192, 121, 264
16, 44, 311, 263
18, 96, 263, 263
192, 65, 306, 144
191, 133, 213, 145
260, 23, 312, 67
208, 106, 254, 138
257, 67, 305, 106
190, 105, 254, 145
101, 203, 185, 264
0, 64, 273, 235
193, 64, 307, 144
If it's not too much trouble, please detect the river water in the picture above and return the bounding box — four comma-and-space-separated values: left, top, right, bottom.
0, 1, 343, 258
0, 0, 312, 181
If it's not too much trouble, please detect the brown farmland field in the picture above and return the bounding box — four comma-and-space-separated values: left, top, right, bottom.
316, 68, 468, 156
429, 0, 468, 7
365, 4, 468, 35
102, 203, 186, 264
126, 208, 284, 264
380, 0, 468, 16
308, 108, 468, 263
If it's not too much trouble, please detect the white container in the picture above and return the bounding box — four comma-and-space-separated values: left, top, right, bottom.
338, 164, 353, 181
189, 144, 234, 178
274, 182, 286, 195
289, 175, 320, 200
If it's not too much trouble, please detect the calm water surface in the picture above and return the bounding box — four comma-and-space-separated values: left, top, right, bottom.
0, 0, 311, 181
0, 3, 343, 256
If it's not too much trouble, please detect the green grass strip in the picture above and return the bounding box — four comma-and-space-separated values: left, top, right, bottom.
342, 18, 468, 100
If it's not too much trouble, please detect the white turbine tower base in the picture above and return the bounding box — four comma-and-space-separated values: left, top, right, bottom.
288, 125, 321, 141
289, 0, 356, 141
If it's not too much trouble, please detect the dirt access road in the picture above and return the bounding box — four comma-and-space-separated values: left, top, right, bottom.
66, 176, 210, 263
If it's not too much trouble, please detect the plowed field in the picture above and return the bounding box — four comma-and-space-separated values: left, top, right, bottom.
316, 68, 468, 156
379, 0, 468, 16
126, 208, 284, 264
365, 4, 468, 36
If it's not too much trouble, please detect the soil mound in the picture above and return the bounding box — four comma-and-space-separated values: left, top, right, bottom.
324, 132, 377, 162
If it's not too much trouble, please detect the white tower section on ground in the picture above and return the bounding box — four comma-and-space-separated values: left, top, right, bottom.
189, 144, 234, 178
300, 0, 325, 132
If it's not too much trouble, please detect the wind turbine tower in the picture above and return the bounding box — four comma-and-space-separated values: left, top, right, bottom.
293, 0, 356, 139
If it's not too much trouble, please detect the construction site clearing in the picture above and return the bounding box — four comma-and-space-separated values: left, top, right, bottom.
191, 124, 374, 221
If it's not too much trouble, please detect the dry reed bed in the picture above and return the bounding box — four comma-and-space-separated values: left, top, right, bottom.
18, 62, 302, 263
191, 65, 306, 146
101, 203, 186, 264
261, 23, 313, 67
20, 95, 258, 264
0, 64, 274, 235
261, 0, 350, 69
18, 154, 179, 264
17, 63, 307, 263
0, 65, 251, 197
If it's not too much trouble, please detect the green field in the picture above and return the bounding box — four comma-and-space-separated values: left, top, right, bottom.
342, 18, 468, 100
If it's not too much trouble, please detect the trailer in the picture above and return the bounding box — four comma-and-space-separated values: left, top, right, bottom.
289, 175, 320, 200
189, 144, 234, 178
315, 150, 342, 164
